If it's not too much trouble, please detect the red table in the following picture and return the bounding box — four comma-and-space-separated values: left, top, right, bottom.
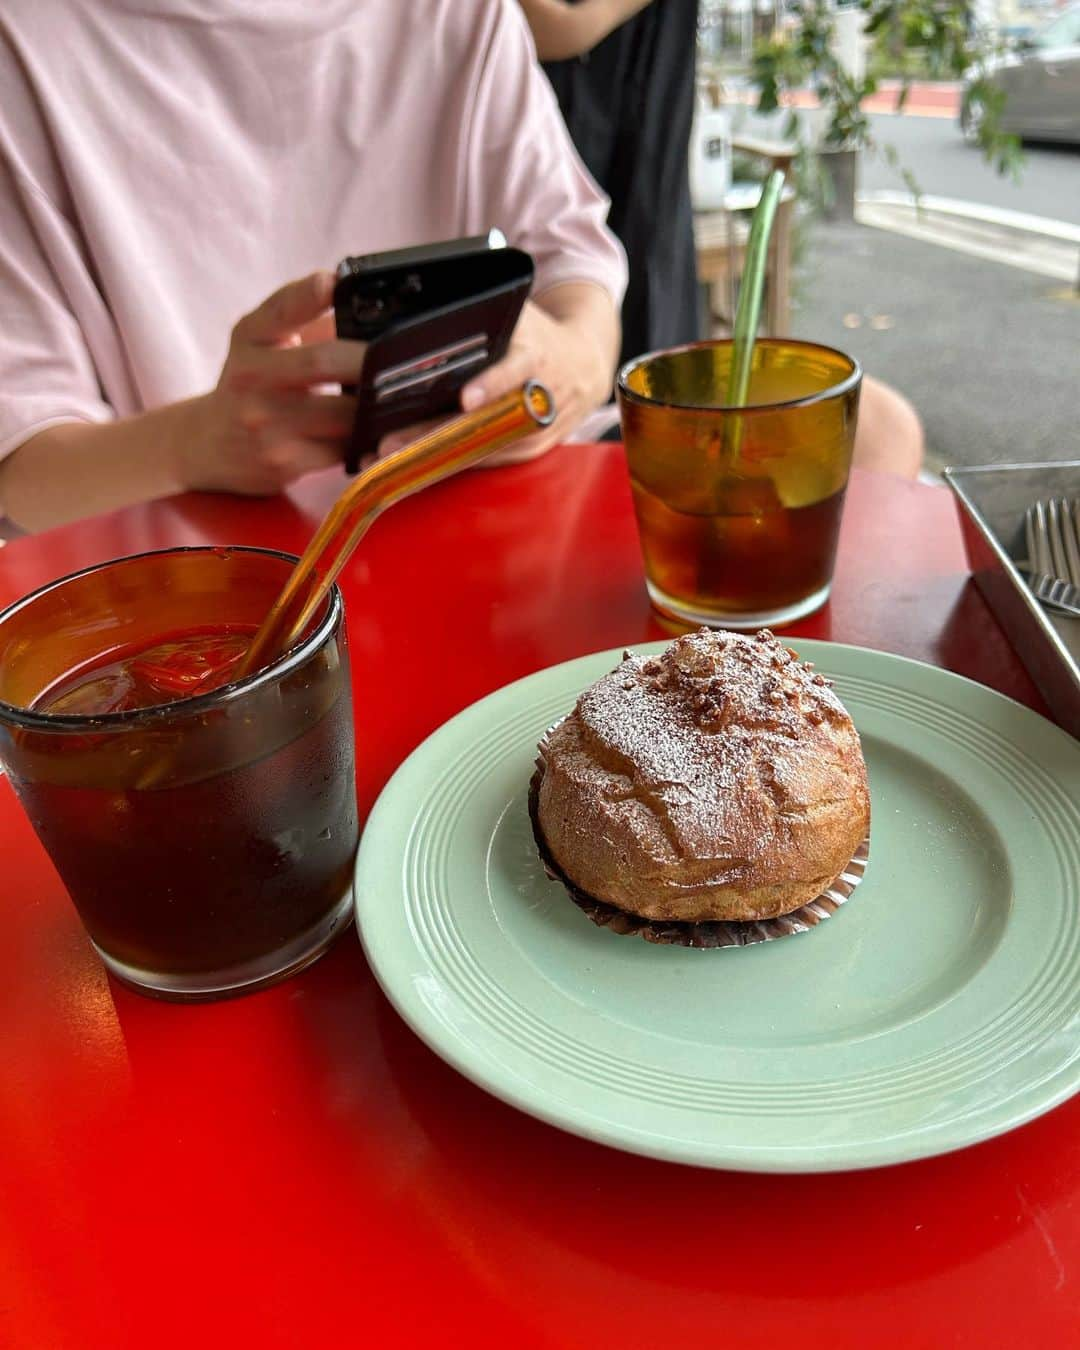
1, 447, 1075, 1349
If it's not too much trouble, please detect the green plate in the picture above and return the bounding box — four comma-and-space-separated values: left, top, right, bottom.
355, 640, 1080, 1172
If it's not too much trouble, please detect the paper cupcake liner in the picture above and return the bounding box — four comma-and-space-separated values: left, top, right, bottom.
528, 764, 870, 949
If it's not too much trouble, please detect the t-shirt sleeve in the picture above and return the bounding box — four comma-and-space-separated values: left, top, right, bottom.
461, 0, 628, 306
0, 154, 116, 463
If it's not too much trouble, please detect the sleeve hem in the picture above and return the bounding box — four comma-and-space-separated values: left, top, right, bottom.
532, 267, 626, 308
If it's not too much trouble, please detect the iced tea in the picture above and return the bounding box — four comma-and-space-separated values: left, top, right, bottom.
618, 340, 861, 628
0, 548, 358, 1000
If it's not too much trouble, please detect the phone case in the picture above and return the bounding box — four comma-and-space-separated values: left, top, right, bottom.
334, 238, 534, 472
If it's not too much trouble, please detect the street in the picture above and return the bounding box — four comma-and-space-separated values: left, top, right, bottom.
790, 217, 1079, 470
861, 110, 1080, 228
733, 90, 1080, 228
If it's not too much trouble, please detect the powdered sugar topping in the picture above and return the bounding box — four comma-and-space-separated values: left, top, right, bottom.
558, 629, 856, 860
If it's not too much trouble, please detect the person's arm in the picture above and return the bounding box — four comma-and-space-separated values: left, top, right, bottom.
0, 399, 206, 533
518, 0, 654, 61
0, 273, 363, 533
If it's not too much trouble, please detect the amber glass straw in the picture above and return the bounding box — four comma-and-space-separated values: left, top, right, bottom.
238, 381, 555, 677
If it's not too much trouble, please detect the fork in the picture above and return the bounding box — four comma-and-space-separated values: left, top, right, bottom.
1024, 496, 1080, 618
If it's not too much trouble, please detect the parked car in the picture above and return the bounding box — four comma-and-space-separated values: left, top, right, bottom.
961, 4, 1080, 144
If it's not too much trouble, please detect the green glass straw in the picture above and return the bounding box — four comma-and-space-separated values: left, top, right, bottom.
722, 169, 786, 464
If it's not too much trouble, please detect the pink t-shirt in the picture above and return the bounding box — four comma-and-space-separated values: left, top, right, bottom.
0, 0, 627, 461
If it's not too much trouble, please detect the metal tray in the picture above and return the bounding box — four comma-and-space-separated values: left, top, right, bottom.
944, 461, 1080, 739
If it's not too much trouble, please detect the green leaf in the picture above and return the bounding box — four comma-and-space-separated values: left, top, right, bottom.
738, 0, 1025, 190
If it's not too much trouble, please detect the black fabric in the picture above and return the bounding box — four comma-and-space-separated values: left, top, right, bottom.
542, 0, 700, 371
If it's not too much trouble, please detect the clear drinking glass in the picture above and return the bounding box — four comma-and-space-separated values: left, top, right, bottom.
0, 546, 357, 1001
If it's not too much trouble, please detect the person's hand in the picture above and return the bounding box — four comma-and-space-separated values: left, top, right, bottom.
175, 272, 362, 495
459, 290, 617, 464
375, 289, 617, 465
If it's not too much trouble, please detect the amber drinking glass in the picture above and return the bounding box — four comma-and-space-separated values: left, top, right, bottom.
617, 339, 862, 628
0, 547, 357, 1001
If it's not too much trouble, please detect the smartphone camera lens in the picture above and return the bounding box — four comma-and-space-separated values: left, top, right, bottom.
352, 293, 388, 324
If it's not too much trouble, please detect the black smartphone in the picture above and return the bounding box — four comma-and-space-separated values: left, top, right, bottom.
334, 231, 534, 472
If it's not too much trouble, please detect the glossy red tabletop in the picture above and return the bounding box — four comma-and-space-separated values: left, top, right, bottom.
1, 448, 1076, 1348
